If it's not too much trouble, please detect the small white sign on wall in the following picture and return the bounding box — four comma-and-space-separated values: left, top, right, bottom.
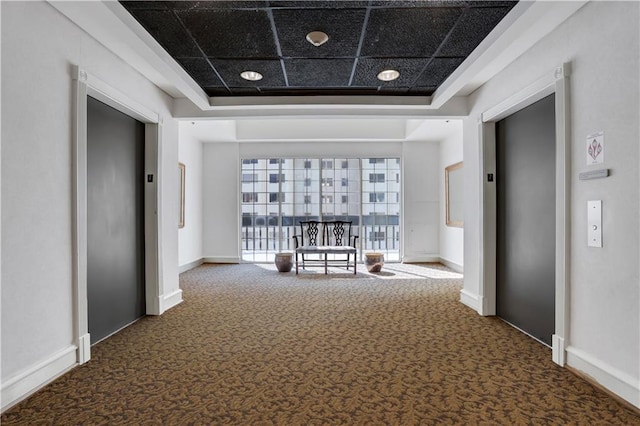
586, 131, 604, 165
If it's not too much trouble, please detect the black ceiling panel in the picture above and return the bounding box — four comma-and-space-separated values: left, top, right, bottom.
285, 58, 354, 87
362, 8, 463, 57
176, 57, 225, 87
409, 86, 437, 95
258, 87, 381, 96
122, 1, 269, 9
466, 1, 521, 7
269, 1, 370, 9
353, 58, 430, 88
120, 1, 170, 10
370, 1, 469, 7
205, 87, 232, 96
211, 59, 285, 87
176, 9, 278, 58
378, 87, 411, 95
120, 0, 518, 97
414, 57, 466, 87
130, 10, 201, 57
273, 8, 365, 58
438, 6, 516, 56
229, 87, 261, 95
177, 1, 268, 9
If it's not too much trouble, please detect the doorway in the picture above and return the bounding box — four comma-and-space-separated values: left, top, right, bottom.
495, 94, 555, 346
86, 96, 146, 344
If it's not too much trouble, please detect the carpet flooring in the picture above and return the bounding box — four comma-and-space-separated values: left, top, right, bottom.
2, 263, 639, 425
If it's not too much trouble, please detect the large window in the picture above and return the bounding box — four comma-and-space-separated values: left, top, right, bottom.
240, 157, 401, 262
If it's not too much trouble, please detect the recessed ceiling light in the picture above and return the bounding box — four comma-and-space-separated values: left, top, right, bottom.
306, 31, 329, 47
377, 69, 400, 82
240, 70, 263, 81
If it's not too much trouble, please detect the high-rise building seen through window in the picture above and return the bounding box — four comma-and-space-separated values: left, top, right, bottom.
240, 157, 400, 262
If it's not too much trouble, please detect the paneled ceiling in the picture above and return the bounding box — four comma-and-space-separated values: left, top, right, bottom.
120, 1, 517, 98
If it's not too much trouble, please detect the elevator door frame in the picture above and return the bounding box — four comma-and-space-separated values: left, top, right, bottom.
479, 63, 571, 366
72, 66, 162, 365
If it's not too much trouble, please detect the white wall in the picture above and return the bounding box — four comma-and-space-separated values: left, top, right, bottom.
178, 123, 203, 269
439, 122, 464, 271
203, 142, 240, 262
403, 141, 440, 262
201, 140, 440, 262
1, 1, 180, 409
463, 2, 639, 406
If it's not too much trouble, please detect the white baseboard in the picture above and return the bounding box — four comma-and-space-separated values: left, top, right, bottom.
203, 257, 240, 264
77, 333, 91, 364
439, 257, 464, 273
567, 346, 640, 409
179, 258, 204, 273
1, 345, 77, 412
478, 296, 493, 316
402, 254, 440, 263
159, 289, 183, 314
460, 289, 481, 312
552, 334, 566, 366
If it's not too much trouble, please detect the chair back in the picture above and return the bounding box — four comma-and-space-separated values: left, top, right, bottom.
322, 221, 352, 246
298, 221, 321, 247
297, 220, 353, 247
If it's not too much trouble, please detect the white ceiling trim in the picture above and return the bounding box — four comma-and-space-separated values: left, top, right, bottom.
179, 117, 461, 144
235, 118, 407, 141
172, 96, 470, 120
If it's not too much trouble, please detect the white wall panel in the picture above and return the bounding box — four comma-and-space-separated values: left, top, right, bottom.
178, 124, 203, 267
203, 143, 240, 261
439, 122, 464, 269
403, 142, 440, 261
239, 141, 402, 160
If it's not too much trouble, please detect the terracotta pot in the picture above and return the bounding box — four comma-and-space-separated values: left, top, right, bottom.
365, 252, 384, 273
274, 252, 293, 273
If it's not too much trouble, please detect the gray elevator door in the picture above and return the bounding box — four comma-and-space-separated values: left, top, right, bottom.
87, 96, 145, 344
496, 94, 555, 346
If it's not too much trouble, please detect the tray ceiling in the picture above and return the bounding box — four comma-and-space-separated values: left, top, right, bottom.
120, 1, 517, 98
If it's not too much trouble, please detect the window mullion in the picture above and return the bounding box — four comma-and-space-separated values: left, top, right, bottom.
278, 159, 282, 253
359, 158, 363, 262
319, 158, 323, 221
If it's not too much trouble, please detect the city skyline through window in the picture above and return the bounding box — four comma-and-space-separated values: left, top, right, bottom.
241, 157, 400, 262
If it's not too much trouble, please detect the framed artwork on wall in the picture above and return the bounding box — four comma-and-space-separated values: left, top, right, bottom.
445, 161, 463, 228
179, 162, 185, 228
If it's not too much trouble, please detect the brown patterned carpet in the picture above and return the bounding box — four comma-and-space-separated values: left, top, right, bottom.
3, 263, 639, 425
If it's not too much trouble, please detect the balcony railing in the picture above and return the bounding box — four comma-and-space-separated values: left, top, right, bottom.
241, 224, 400, 262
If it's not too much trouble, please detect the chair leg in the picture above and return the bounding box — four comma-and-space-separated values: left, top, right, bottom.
295, 252, 299, 275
